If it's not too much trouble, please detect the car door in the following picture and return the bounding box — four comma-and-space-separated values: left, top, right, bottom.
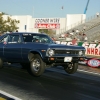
3, 34, 22, 62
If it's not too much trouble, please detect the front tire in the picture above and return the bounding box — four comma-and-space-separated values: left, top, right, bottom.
64, 62, 78, 74
27, 54, 45, 77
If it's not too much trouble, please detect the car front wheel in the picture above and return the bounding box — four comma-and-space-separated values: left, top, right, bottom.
64, 62, 78, 74
27, 54, 45, 77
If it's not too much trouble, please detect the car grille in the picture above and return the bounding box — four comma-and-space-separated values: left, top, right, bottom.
55, 50, 79, 55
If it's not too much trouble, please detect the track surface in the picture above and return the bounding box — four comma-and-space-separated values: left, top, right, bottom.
0, 64, 100, 100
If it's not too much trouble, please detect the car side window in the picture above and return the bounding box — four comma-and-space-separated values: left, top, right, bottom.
23, 36, 33, 42
0, 35, 8, 43
8, 35, 20, 43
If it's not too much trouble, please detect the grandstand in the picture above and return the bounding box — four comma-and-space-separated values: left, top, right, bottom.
56, 0, 100, 43
59, 14, 100, 42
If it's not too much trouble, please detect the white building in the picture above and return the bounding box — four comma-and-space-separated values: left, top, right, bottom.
3, 14, 86, 35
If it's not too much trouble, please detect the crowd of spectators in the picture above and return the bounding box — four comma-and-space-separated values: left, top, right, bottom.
56, 28, 88, 44
55, 13, 100, 44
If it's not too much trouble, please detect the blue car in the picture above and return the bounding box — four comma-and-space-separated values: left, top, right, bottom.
0, 32, 85, 76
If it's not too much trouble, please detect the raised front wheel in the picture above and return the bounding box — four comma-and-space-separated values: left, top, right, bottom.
64, 62, 78, 74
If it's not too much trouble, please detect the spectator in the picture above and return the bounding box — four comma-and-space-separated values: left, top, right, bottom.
84, 35, 88, 41
70, 32, 73, 35
65, 33, 72, 41
98, 41, 100, 45
65, 32, 69, 37
77, 32, 83, 41
96, 12, 99, 17
72, 29, 75, 33
82, 33, 88, 42
61, 34, 65, 38
75, 29, 80, 34
70, 29, 75, 35
71, 37, 77, 45
83, 25, 86, 31
9, 31, 12, 33
35, 39, 39, 42
51, 37, 56, 41
16, 30, 18, 32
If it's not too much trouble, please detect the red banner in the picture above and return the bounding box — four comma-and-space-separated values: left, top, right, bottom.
34, 23, 60, 29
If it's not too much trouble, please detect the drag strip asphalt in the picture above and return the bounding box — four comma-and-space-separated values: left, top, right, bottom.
0, 64, 100, 100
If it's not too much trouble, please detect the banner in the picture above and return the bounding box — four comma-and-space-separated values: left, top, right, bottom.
35, 23, 60, 29
55, 41, 100, 56
34, 18, 60, 29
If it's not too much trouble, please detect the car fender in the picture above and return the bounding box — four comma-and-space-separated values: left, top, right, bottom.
28, 50, 44, 61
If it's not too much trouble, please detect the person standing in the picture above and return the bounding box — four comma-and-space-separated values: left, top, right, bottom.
72, 37, 77, 45
96, 12, 99, 17
16, 30, 18, 32
75, 29, 80, 34
83, 25, 86, 31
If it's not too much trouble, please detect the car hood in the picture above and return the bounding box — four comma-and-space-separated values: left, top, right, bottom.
48, 44, 85, 50
25, 43, 85, 51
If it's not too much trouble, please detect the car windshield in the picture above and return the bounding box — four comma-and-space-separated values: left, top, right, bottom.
22, 34, 54, 43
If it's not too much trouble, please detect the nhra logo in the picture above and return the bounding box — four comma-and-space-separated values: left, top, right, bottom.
87, 58, 100, 68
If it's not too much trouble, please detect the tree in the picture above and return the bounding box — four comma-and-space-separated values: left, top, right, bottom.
0, 12, 20, 34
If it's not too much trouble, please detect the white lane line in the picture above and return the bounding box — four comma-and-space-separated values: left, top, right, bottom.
78, 69, 100, 76
46, 67, 100, 76
0, 90, 22, 100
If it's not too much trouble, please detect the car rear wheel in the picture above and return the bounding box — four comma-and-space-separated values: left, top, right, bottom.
0, 58, 3, 69
27, 54, 45, 77
64, 62, 78, 74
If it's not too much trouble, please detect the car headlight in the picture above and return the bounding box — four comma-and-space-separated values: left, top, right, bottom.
79, 50, 83, 56
47, 49, 54, 56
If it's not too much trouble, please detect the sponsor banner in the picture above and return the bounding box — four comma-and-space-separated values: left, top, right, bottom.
86, 48, 100, 55
35, 23, 60, 29
56, 41, 100, 56
34, 18, 60, 29
79, 58, 100, 68
80, 42, 100, 56
35, 18, 60, 23
87, 58, 100, 68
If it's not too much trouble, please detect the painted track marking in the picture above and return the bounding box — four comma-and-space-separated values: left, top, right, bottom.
0, 90, 22, 100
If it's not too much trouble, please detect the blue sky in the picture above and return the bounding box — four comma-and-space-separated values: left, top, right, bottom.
0, 0, 100, 19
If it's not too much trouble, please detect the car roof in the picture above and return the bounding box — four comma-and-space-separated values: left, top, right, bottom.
6, 32, 47, 35
0, 32, 49, 40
